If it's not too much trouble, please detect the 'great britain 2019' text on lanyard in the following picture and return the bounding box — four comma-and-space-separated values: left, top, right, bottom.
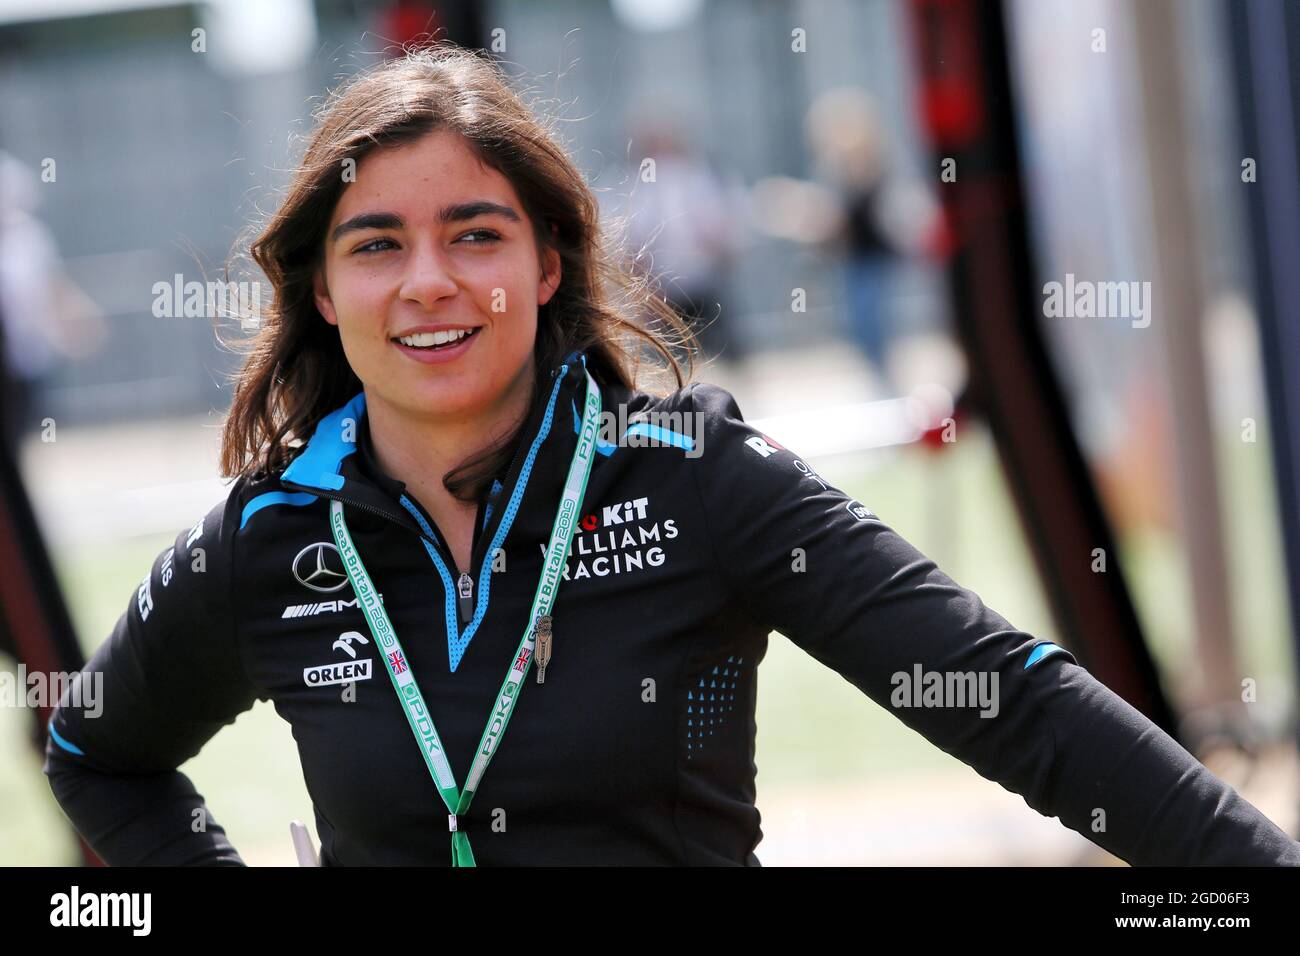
329, 363, 602, 866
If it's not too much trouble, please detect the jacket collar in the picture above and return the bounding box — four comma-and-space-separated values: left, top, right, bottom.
353, 409, 406, 500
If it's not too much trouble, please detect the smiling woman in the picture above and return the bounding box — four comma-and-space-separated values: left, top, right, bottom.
41, 43, 1300, 868
222, 47, 693, 499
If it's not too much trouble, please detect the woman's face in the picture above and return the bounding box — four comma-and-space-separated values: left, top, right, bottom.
313, 128, 561, 425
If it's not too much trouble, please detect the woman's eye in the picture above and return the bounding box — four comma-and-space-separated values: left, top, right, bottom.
353, 237, 397, 254
456, 229, 501, 245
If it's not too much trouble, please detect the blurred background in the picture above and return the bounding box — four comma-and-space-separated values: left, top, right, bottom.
1, 0, 1297, 865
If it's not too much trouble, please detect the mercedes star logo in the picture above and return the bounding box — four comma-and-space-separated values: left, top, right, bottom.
292, 542, 349, 593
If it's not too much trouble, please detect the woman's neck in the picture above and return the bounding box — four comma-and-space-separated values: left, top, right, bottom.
364, 365, 536, 517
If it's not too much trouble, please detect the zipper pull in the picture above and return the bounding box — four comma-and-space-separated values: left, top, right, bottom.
534, 614, 552, 684
456, 572, 474, 625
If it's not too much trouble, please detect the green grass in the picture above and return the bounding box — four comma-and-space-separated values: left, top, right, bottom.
3, 421, 1291, 864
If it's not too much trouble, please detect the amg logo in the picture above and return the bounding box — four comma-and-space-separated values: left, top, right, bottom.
284, 598, 357, 618
283, 595, 382, 618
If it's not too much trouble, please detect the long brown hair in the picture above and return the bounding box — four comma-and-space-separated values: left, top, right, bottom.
219, 43, 700, 500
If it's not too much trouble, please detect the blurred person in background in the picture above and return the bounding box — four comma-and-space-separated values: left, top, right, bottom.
621, 115, 748, 369
0, 151, 105, 450
751, 88, 938, 395
805, 88, 936, 393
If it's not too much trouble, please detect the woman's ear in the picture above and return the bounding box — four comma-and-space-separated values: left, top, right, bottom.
313, 267, 339, 326
538, 244, 562, 307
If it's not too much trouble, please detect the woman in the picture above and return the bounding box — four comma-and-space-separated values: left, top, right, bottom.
44, 46, 1300, 867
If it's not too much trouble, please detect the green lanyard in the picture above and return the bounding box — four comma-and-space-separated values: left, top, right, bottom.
328, 367, 601, 866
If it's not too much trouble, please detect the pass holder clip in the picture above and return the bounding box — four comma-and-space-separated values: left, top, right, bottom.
535, 614, 553, 684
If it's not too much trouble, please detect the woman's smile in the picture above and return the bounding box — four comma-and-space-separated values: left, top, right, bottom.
390, 324, 484, 364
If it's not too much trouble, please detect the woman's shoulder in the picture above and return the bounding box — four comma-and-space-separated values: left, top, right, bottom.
592, 377, 748, 464
178, 463, 304, 559
222, 457, 330, 544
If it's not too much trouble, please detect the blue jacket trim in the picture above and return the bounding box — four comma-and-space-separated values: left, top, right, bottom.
240, 491, 319, 529
281, 391, 367, 492
482, 478, 504, 530
1024, 642, 1069, 669
626, 422, 695, 452
399, 495, 462, 670
48, 718, 84, 756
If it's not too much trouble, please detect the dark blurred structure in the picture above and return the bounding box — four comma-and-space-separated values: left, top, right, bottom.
907, 0, 1175, 736
0, 153, 97, 863
1227, 0, 1300, 761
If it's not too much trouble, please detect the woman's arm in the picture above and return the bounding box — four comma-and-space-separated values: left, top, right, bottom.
43, 488, 260, 865
687, 382, 1300, 865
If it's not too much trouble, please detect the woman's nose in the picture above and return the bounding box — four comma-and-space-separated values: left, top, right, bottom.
398, 242, 458, 308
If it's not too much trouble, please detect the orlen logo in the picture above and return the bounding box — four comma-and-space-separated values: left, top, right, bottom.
579, 497, 649, 531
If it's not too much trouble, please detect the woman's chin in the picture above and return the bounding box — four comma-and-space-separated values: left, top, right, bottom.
393, 383, 491, 422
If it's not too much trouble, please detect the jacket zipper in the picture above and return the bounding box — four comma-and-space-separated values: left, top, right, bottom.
456, 571, 474, 626
399, 492, 480, 627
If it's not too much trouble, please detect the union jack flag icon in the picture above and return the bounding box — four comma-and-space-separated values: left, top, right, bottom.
514, 648, 531, 670
387, 650, 407, 674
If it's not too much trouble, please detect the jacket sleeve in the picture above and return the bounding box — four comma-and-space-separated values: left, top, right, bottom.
686, 382, 1300, 866
43, 484, 260, 865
